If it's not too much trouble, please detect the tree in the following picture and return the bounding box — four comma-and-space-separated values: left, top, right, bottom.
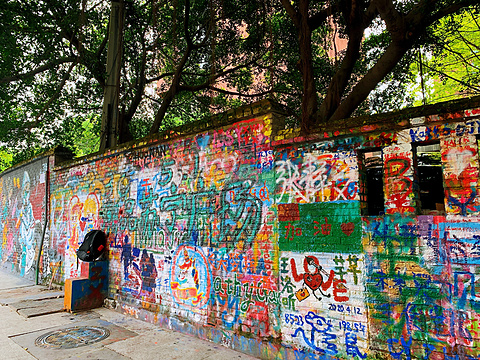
1, 0, 478, 164
410, 9, 480, 105
0, 148, 13, 172
279, 0, 480, 132
0, 0, 271, 160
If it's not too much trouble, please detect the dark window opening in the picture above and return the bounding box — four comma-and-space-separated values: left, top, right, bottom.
415, 142, 445, 214
360, 150, 384, 216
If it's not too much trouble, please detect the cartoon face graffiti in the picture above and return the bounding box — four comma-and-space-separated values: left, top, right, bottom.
289, 255, 349, 303
170, 245, 212, 309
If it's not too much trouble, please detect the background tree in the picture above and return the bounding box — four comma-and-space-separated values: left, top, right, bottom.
410, 9, 480, 105
0, 0, 271, 162
279, 0, 479, 132
0, 0, 479, 168
0, 148, 13, 172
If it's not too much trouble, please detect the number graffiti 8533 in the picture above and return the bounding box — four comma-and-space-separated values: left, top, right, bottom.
284, 314, 366, 335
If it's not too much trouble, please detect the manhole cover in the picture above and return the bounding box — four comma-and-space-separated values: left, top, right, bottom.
35, 326, 110, 349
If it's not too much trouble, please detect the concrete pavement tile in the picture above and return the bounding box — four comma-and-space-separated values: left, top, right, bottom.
93, 308, 158, 334
0, 290, 64, 306
0, 337, 37, 360
105, 329, 258, 360
0, 270, 34, 290
2, 308, 74, 337
63, 347, 132, 359
11, 297, 65, 318
204, 349, 260, 360
0, 286, 61, 305
61, 311, 102, 322
9, 318, 138, 360
2, 300, 99, 337
0, 271, 259, 360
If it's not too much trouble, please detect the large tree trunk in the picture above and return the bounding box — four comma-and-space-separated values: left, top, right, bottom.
316, 28, 363, 124
298, 0, 318, 133
316, 0, 372, 125
100, 0, 124, 152
329, 41, 411, 122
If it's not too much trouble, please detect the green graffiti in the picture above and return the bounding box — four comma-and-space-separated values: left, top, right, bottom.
278, 201, 362, 253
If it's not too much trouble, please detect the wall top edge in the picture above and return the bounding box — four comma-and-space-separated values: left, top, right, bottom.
273, 95, 480, 146
46, 95, 480, 171
53, 99, 287, 171
325, 95, 480, 132
0, 149, 55, 177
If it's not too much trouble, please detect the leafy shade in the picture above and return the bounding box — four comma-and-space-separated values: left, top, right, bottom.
0, 149, 13, 172
410, 9, 480, 104
0, 0, 479, 165
0, 0, 271, 160
279, 0, 480, 131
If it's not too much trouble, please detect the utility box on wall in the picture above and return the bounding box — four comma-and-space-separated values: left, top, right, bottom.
64, 260, 108, 312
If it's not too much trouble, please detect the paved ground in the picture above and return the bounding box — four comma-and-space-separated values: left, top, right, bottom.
0, 269, 258, 360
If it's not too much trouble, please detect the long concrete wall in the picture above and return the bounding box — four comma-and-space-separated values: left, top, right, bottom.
3, 100, 480, 359
0, 157, 49, 279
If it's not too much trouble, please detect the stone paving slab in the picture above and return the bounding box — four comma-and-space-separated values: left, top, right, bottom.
105, 328, 257, 360
0, 269, 34, 290
9, 318, 138, 360
63, 347, 131, 359
94, 308, 259, 359
0, 270, 259, 360
0, 285, 63, 306
10, 297, 65, 318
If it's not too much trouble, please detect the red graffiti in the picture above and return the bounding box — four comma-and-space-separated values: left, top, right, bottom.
290, 256, 348, 302
384, 156, 415, 214
285, 223, 302, 240
314, 217, 331, 236
341, 222, 355, 236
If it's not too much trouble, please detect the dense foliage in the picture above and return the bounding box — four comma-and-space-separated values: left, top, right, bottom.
410, 9, 480, 105
0, 0, 478, 167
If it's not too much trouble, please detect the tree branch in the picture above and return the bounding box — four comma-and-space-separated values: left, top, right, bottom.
308, 6, 333, 31
316, 0, 375, 124
329, 41, 412, 122
420, 59, 480, 93
280, 0, 300, 28
0, 57, 77, 84
35, 61, 77, 125
43, 0, 107, 87
194, 86, 271, 98
120, 30, 149, 143
150, 0, 195, 134
321, 0, 478, 123
178, 56, 262, 92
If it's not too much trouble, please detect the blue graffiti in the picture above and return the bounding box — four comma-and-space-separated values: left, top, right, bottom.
292, 311, 337, 355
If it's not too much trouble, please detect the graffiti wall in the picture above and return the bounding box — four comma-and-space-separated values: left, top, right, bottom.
4, 100, 480, 359
48, 114, 283, 344
0, 158, 49, 279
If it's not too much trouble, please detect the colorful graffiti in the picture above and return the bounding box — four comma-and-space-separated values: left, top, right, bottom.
365, 214, 480, 359
0, 160, 47, 278
170, 245, 211, 309
383, 144, 415, 215
280, 251, 367, 358
275, 150, 359, 203
442, 135, 480, 215
3, 103, 480, 358
278, 201, 362, 253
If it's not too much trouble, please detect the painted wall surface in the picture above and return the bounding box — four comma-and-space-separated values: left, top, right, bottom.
0, 158, 48, 279
7, 103, 480, 359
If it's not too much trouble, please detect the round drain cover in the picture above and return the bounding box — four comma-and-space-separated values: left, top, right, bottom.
35, 326, 110, 349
